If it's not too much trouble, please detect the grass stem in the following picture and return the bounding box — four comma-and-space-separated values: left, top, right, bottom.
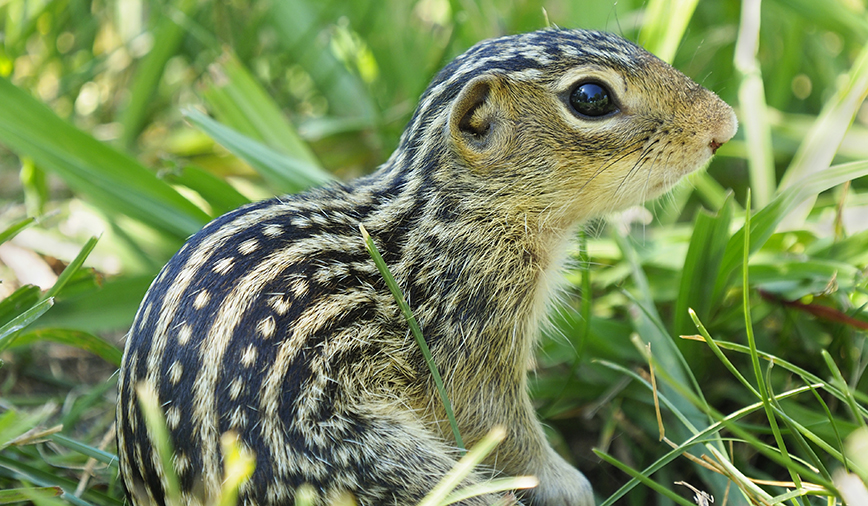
360, 224, 465, 453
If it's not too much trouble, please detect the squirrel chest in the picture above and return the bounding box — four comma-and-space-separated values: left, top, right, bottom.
117, 28, 737, 506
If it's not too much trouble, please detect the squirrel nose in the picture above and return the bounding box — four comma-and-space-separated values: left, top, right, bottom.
708, 104, 738, 155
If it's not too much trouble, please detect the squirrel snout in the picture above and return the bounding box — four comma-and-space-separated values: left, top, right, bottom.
708, 102, 739, 155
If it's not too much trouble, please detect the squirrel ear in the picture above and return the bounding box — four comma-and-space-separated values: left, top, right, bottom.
449, 75, 503, 150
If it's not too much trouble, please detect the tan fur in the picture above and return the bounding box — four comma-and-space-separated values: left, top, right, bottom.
117, 28, 736, 506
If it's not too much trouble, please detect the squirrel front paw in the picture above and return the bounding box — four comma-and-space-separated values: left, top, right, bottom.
524, 452, 593, 506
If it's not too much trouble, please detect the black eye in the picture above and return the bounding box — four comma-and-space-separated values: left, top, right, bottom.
569, 82, 618, 117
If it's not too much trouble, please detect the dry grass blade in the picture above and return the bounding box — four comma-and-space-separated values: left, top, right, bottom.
417, 427, 510, 506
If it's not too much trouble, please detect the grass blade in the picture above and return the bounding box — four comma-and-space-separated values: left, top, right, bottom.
8, 329, 122, 367
680, 336, 868, 419
734, 0, 775, 207
417, 427, 505, 506
441, 476, 538, 506
118, 0, 200, 148
183, 108, 333, 193
598, 357, 838, 501
0, 487, 62, 503
0, 406, 55, 450
684, 319, 861, 469
638, 0, 700, 63
778, 34, 868, 227
135, 383, 181, 505
0, 298, 54, 354
688, 308, 758, 398
782, 0, 868, 39
807, 384, 849, 472
822, 350, 868, 431
0, 285, 41, 328
32, 275, 154, 333
691, 171, 733, 212
162, 165, 250, 217
42, 235, 99, 302
740, 191, 801, 489
673, 195, 733, 335
0, 216, 36, 245
767, 382, 831, 482
360, 224, 464, 452
711, 159, 868, 307
0, 453, 118, 506
203, 52, 322, 167
48, 434, 118, 471
595, 449, 696, 506
268, 0, 377, 122
0, 77, 209, 240
217, 433, 255, 506
615, 232, 711, 429
616, 230, 734, 499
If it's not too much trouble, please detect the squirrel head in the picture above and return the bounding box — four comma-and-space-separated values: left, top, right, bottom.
401, 29, 737, 230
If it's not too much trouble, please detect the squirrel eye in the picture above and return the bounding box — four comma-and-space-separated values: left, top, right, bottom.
569, 82, 618, 117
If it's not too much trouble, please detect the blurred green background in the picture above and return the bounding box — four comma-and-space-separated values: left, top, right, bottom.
1, 0, 868, 505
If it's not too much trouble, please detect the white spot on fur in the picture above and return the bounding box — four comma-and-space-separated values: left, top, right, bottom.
212, 257, 235, 275
168, 360, 183, 385
229, 406, 247, 429
188, 247, 209, 269
239, 238, 259, 255
268, 295, 291, 316
240, 345, 258, 367
166, 406, 181, 430
263, 224, 283, 237
174, 451, 190, 475
176, 324, 192, 345
257, 316, 276, 339
193, 290, 210, 310
290, 279, 309, 298
229, 377, 244, 400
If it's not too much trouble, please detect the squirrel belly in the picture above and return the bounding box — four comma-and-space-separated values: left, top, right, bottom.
117, 28, 736, 506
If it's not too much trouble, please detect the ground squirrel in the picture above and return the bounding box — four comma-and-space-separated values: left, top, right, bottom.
117, 28, 737, 506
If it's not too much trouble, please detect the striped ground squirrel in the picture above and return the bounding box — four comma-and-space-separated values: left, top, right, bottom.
117, 28, 737, 506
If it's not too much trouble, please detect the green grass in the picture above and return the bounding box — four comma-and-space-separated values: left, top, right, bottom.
1, 0, 867, 504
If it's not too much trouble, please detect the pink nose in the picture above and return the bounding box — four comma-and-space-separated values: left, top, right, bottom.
709, 139, 724, 154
